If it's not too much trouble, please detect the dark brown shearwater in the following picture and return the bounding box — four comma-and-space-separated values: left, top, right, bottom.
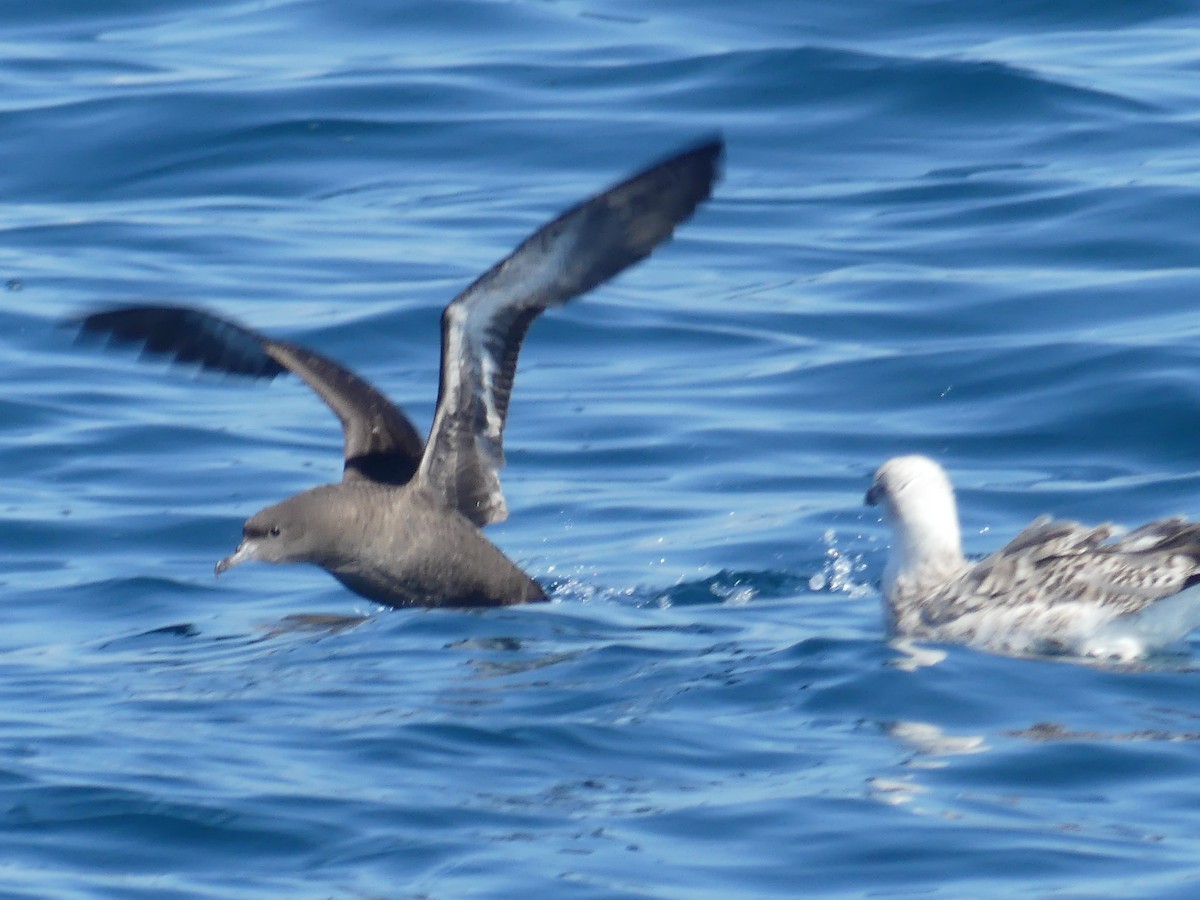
75, 137, 723, 608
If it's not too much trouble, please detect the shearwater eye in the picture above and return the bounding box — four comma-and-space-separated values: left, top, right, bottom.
270, 526, 281, 537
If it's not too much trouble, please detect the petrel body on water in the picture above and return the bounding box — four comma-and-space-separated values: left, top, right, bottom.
76, 138, 723, 608
867, 454, 1200, 658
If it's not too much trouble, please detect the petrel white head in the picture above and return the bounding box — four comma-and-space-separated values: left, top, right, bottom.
866, 455, 967, 600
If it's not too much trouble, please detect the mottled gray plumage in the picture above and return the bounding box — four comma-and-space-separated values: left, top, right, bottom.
74, 137, 723, 608
866, 455, 1200, 656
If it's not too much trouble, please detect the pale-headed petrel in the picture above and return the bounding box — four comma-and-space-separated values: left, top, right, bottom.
76, 137, 723, 608
867, 454, 1200, 658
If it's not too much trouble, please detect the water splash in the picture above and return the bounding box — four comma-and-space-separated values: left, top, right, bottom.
807, 529, 874, 600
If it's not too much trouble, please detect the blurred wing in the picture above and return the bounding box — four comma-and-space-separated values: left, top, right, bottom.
417, 136, 723, 526
76, 304, 286, 377
74, 304, 425, 484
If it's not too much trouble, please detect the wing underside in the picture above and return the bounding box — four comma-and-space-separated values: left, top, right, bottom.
418, 136, 724, 526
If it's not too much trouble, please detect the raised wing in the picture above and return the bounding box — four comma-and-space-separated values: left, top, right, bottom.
74, 305, 425, 484
417, 136, 724, 526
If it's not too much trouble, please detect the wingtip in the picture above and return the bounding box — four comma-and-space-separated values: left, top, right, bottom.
693, 132, 726, 163
620, 134, 725, 199
67, 303, 289, 380
676, 131, 725, 181
649, 133, 726, 222
670, 130, 724, 156
64, 305, 130, 346
60, 310, 93, 342
63, 304, 120, 333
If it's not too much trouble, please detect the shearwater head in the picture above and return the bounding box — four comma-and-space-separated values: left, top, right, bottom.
866, 455, 967, 598
216, 487, 355, 575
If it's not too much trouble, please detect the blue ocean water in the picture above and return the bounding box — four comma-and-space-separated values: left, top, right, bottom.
5, 0, 1200, 894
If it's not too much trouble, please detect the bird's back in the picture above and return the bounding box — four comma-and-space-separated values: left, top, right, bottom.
321, 482, 547, 609
893, 516, 1200, 649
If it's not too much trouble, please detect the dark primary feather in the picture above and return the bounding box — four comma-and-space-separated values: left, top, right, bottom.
76, 305, 286, 378
74, 305, 425, 485
419, 136, 724, 527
